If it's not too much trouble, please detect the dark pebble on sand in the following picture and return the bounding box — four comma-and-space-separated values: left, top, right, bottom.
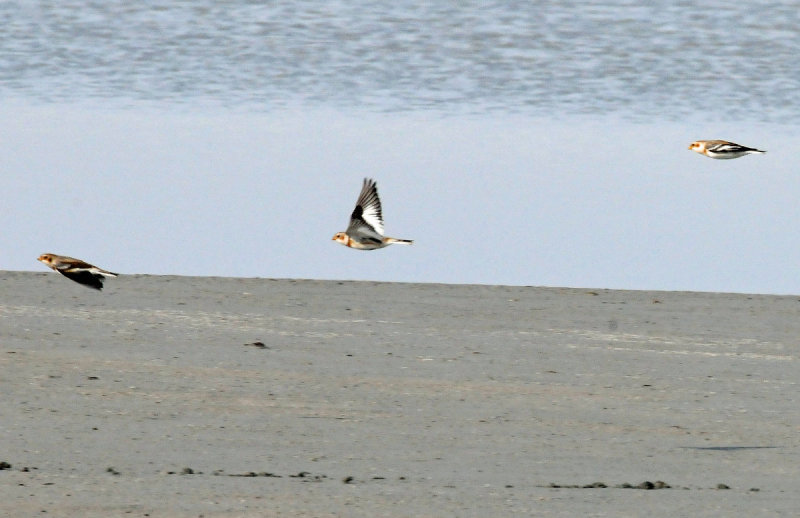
228, 471, 281, 477
617, 481, 670, 489
0, 462, 11, 470
583, 482, 607, 488
717, 483, 730, 490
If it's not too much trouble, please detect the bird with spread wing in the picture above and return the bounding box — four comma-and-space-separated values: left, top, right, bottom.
332, 178, 413, 250
688, 140, 765, 159
38, 253, 118, 290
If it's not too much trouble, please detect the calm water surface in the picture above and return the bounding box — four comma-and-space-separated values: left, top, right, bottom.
4, 1, 800, 292
2, 0, 798, 121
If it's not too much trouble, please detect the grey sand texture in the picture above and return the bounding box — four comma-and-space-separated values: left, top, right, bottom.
1, 271, 799, 516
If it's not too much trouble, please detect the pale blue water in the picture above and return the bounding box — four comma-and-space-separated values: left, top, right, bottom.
4, 1, 800, 293
2, 0, 798, 121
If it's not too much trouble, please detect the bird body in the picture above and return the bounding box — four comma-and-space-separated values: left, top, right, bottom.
332, 178, 413, 250
333, 233, 413, 250
689, 140, 765, 159
37, 253, 118, 290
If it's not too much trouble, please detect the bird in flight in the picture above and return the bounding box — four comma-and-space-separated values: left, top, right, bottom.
688, 140, 766, 159
332, 178, 413, 250
37, 253, 118, 290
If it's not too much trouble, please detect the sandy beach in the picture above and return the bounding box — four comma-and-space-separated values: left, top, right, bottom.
1, 271, 799, 516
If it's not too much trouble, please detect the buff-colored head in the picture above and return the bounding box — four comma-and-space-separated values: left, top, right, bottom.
332, 232, 348, 245
688, 141, 705, 153
38, 253, 55, 267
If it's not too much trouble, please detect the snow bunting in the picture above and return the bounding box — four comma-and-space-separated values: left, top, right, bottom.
37, 253, 118, 290
688, 140, 766, 159
332, 178, 413, 250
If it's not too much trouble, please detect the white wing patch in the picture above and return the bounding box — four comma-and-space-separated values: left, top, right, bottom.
709, 142, 745, 152
69, 266, 118, 278
347, 178, 385, 237
359, 195, 384, 237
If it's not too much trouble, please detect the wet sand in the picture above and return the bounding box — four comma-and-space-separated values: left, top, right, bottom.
1, 271, 799, 517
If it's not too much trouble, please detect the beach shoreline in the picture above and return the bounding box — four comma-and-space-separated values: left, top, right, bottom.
1, 271, 798, 516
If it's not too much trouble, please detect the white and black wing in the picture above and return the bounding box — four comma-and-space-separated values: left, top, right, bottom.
707, 141, 763, 154
346, 178, 385, 240
59, 268, 107, 290
58, 260, 118, 291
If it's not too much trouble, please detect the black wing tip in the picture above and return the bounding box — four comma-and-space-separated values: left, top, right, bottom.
78, 277, 105, 291
354, 178, 382, 215
362, 178, 380, 194
359, 178, 381, 200
60, 270, 106, 291
78, 279, 105, 291
362, 178, 378, 193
